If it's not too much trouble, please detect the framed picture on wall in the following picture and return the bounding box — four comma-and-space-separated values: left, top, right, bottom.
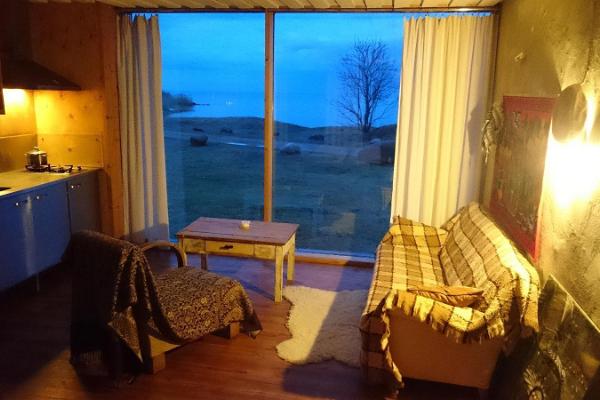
489, 95, 555, 260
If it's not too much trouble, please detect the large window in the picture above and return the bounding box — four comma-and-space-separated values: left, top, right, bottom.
161, 13, 265, 236
274, 13, 403, 255
160, 12, 407, 256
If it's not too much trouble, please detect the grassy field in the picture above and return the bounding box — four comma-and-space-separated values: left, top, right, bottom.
164, 116, 394, 256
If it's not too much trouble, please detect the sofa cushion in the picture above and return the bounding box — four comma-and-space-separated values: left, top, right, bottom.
407, 284, 484, 307
439, 203, 540, 330
387, 216, 448, 249
440, 203, 514, 290
363, 244, 446, 316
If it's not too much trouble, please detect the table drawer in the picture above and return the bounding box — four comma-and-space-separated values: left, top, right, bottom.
206, 240, 254, 256
254, 244, 275, 259
181, 238, 205, 253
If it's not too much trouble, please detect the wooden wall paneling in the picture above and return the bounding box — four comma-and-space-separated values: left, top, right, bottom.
0, 90, 37, 137
28, 5, 104, 89
33, 91, 106, 136
0, 60, 4, 116
37, 133, 103, 167
98, 3, 124, 237
264, 11, 274, 222
0, 134, 37, 172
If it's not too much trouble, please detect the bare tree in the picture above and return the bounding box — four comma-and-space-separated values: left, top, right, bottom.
337, 40, 395, 142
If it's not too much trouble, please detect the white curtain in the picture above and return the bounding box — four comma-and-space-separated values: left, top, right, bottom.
391, 15, 494, 226
118, 15, 169, 242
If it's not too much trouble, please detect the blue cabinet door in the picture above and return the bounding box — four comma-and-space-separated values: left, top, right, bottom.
0, 194, 34, 291
30, 183, 70, 273
67, 172, 100, 233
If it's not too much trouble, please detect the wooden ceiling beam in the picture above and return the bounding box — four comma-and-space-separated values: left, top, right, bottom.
278, 0, 308, 9
448, 0, 479, 5
152, 0, 184, 7
96, 0, 132, 6
96, 0, 133, 7
225, 0, 256, 9
173, 0, 207, 8
364, 0, 388, 8
420, 0, 449, 6
250, 0, 281, 8
202, 0, 232, 7
393, 0, 422, 8
305, 0, 333, 9
130, 0, 159, 7
334, 0, 359, 8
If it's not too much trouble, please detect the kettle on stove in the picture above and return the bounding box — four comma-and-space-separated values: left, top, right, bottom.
25, 146, 49, 170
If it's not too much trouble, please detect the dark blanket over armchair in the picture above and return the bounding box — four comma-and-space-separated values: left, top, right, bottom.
67, 230, 261, 373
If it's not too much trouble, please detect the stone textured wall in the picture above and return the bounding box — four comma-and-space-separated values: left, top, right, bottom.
485, 0, 600, 325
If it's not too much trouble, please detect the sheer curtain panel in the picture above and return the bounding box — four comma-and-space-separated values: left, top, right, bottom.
391, 15, 494, 226
118, 15, 169, 242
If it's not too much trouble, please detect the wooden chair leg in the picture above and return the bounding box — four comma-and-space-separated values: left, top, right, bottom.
146, 353, 166, 374
225, 322, 240, 339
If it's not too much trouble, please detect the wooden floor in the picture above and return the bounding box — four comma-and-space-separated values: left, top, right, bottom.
0, 253, 478, 400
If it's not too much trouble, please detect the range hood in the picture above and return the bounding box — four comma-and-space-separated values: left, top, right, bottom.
1, 57, 80, 91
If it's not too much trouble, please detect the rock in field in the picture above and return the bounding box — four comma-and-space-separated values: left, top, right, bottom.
190, 134, 208, 147
309, 134, 325, 143
280, 143, 301, 155
357, 140, 395, 165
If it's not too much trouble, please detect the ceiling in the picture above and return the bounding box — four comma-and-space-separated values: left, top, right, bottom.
29, 0, 501, 11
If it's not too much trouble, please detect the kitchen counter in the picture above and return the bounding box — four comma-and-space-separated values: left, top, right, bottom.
0, 167, 101, 292
0, 168, 100, 199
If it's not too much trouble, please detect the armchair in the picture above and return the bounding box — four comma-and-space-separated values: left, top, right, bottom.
68, 231, 261, 377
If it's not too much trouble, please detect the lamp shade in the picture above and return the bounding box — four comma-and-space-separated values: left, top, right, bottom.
551, 84, 587, 142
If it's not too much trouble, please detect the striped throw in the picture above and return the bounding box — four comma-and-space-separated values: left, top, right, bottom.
359, 203, 540, 386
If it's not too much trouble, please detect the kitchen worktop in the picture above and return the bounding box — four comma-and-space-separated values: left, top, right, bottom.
0, 168, 100, 199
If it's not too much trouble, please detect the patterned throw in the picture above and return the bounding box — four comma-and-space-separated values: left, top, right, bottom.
68, 231, 261, 371
359, 203, 540, 386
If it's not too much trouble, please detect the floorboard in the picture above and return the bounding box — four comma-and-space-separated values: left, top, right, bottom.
0, 252, 478, 400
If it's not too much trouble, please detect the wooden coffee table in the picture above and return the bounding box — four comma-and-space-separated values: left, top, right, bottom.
176, 217, 299, 302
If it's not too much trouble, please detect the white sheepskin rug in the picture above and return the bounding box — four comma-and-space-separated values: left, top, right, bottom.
276, 285, 368, 367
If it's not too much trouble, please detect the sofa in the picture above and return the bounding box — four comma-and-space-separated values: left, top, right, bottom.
360, 203, 540, 390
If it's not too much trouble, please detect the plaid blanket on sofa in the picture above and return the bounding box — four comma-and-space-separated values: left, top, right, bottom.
359, 203, 540, 386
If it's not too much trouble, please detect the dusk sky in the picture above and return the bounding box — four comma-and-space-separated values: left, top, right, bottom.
160, 13, 408, 127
